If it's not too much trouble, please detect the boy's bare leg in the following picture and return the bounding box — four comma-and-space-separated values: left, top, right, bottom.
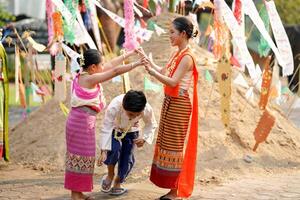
106, 164, 115, 182
113, 176, 121, 188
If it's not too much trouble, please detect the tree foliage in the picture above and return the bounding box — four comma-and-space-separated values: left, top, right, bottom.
0, 5, 15, 27
275, 0, 300, 25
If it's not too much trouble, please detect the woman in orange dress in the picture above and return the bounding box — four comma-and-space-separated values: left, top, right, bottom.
144, 17, 199, 200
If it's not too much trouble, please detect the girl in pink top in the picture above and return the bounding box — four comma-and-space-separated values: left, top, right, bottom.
65, 49, 145, 200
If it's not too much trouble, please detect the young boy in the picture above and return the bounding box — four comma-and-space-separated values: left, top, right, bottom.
97, 90, 157, 196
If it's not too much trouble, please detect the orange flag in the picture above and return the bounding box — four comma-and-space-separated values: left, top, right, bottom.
259, 56, 272, 110
253, 110, 275, 151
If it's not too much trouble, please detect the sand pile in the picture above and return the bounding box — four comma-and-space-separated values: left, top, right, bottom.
9, 13, 300, 184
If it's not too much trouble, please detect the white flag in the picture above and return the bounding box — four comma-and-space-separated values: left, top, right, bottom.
233, 73, 249, 89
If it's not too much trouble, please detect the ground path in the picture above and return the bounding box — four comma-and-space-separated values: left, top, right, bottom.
1, 164, 300, 200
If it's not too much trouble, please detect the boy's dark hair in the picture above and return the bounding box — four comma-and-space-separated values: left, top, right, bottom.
122, 90, 147, 112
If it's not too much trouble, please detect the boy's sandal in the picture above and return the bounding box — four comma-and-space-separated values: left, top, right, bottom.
100, 174, 112, 193
109, 187, 128, 196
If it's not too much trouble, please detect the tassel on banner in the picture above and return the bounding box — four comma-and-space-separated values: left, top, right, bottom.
258, 56, 272, 110
253, 110, 275, 151
52, 11, 64, 39
54, 50, 67, 102
217, 57, 232, 127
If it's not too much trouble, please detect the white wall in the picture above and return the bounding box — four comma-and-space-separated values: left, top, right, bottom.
6, 0, 46, 20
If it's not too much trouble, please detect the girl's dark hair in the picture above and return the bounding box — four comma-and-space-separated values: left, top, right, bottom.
77, 49, 102, 69
172, 17, 198, 39
122, 90, 147, 112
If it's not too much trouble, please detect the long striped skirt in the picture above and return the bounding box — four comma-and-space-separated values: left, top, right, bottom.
150, 93, 192, 189
64, 107, 97, 192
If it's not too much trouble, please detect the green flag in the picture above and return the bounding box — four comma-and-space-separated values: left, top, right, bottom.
205, 69, 213, 83
258, 5, 271, 57
144, 76, 162, 92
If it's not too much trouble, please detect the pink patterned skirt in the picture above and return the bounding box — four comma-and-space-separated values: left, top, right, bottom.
64, 107, 97, 192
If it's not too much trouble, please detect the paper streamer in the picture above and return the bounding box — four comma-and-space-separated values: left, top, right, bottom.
124, 0, 138, 50
46, 0, 55, 44
215, 0, 257, 80
217, 58, 232, 127
51, 0, 96, 48
259, 57, 272, 110
62, 43, 80, 59
233, 73, 249, 89
253, 110, 275, 151
52, 12, 64, 38
205, 69, 213, 83
258, 4, 271, 57
92, 0, 153, 41
27, 37, 46, 52
75, 10, 97, 49
89, 0, 102, 51
243, 0, 285, 73
15, 46, 20, 103
233, 0, 242, 25
232, 0, 245, 71
54, 52, 67, 102
31, 82, 42, 103
265, 0, 294, 76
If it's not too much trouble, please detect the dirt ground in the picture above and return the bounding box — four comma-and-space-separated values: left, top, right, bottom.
1, 162, 300, 200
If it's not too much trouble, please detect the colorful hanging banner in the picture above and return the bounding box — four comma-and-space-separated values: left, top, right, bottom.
243, 0, 285, 72
52, 11, 64, 38
75, 10, 97, 49
258, 57, 272, 110
62, 43, 80, 59
46, 0, 55, 45
88, 0, 102, 51
258, 4, 271, 57
233, 73, 249, 89
0, 43, 9, 161
253, 110, 275, 151
92, 0, 153, 41
205, 69, 213, 83
215, 0, 257, 79
217, 57, 232, 127
51, 0, 96, 49
15, 46, 20, 103
124, 0, 138, 50
265, 0, 294, 76
31, 82, 43, 103
27, 37, 46, 52
54, 52, 67, 102
232, 0, 245, 71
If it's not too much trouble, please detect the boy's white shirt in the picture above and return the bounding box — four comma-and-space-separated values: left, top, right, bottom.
100, 94, 157, 151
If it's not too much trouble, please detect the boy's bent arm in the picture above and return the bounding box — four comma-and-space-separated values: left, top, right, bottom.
142, 104, 158, 144
99, 99, 119, 151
